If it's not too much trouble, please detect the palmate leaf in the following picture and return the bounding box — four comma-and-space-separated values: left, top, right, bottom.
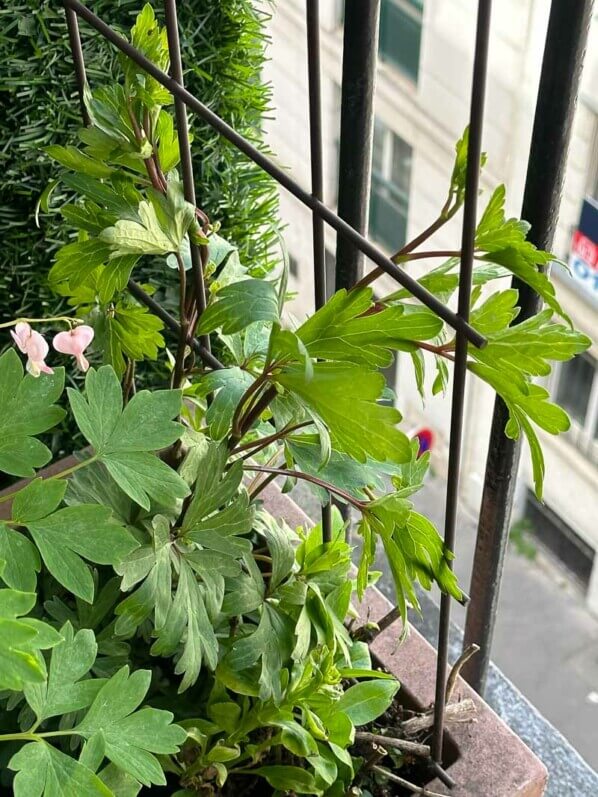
27, 505, 139, 603
0, 588, 62, 691
358, 495, 461, 623
10, 743, 112, 797
468, 308, 591, 497
74, 666, 187, 787
275, 363, 411, 464
192, 367, 255, 440
197, 279, 280, 335
122, 3, 171, 107
100, 181, 195, 259
0, 479, 67, 592
0, 350, 65, 477
335, 679, 399, 726
68, 365, 188, 510
475, 185, 570, 323
24, 622, 105, 722
294, 287, 443, 367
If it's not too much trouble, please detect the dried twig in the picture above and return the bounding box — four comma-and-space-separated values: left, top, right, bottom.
355, 731, 430, 758
400, 698, 477, 737
372, 765, 448, 797
445, 643, 480, 704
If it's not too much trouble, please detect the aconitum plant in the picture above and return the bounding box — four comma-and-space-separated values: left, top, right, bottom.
0, 5, 590, 796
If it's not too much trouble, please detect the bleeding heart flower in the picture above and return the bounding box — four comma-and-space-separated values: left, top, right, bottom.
53, 325, 95, 372
10, 322, 54, 377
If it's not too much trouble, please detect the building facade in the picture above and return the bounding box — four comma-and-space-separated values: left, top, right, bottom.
262, 0, 598, 612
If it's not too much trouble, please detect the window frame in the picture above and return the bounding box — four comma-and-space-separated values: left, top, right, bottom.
550, 353, 598, 466
369, 120, 412, 252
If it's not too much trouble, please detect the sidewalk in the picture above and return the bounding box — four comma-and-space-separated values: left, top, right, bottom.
410, 476, 598, 770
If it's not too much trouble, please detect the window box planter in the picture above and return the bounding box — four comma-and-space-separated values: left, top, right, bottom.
0, 461, 547, 796
261, 485, 549, 797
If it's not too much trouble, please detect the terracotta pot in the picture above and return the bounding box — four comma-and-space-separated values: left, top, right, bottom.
1, 459, 548, 796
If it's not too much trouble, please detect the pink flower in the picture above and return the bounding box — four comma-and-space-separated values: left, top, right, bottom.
53, 325, 94, 372
11, 322, 54, 377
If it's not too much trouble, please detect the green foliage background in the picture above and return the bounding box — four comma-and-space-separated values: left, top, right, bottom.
0, 0, 279, 321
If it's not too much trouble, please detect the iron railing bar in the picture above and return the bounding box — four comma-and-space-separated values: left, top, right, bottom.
64, 3, 91, 126
461, 0, 595, 694
163, 0, 210, 353
431, 0, 493, 765
306, 0, 332, 543
335, 0, 380, 290
63, 0, 487, 349
127, 280, 223, 370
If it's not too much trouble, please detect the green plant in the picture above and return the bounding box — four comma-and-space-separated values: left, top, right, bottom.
0, 0, 279, 358
0, 5, 591, 795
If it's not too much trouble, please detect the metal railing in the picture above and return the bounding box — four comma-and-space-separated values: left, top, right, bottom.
60, 0, 592, 779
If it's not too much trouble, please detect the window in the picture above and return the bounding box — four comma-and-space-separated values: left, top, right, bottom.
369, 121, 412, 252
379, 0, 423, 83
552, 353, 598, 465
288, 255, 299, 278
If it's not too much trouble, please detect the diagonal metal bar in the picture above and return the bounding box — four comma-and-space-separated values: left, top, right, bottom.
127, 280, 223, 370
462, 0, 595, 695
431, 0, 493, 764
163, 0, 210, 352
63, 0, 486, 349
306, 0, 332, 542
64, 3, 91, 126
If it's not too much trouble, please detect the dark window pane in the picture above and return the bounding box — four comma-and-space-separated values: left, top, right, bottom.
369, 175, 408, 251
555, 355, 595, 427
391, 133, 412, 193
373, 123, 385, 174
379, 0, 423, 83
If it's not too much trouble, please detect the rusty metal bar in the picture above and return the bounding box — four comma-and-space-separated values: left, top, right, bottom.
462, 0, 594, 694
62, 0, 486, 349
431, 0, 493, 764
63, 2, 91, 126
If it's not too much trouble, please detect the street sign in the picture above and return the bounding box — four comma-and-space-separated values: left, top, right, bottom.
569, 197, 598, 301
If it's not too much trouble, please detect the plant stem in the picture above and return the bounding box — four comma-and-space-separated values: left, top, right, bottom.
171, 252, 189, 389
0, 456, 97, 506
393, 250, 461, 263
0, 316, 81, 330
243, 465, 366, 510
355, 204, 460, 290
355, 731, 430, 758
371, 765, 448, 797
233, 421, 313, 456
0, 729, 74, 743
414, 341, 456, 362
229, 372, 271, 447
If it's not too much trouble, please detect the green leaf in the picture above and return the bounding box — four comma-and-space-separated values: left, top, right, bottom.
50, 238, 113, 291
100, 181, 195, 258
24, 622, 104, 721
476, 185, 569, 322
335, 679, 399, 726
0, 589, 62, 690
12, 478, 67, 523
74, 666, 187, 787
0, 350, 65, 477
68, 366, 187, 509
197, 279, 280, 335
254, 765, 318, 795
295, 288, 443, 367
362, 498, 462, 622
27, 505, 139, 602
46, 144, 115, 178
275, 363, 411, 463
193, 367, 255, 440
10, 742, 113, 797
151, 559, 218, 691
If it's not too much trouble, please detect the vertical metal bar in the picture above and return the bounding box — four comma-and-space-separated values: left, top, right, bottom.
163, 0, 210, 352
462, 0, 594, 694
335, 0, 381, 291
306, 0, 332, 542
431, 0, 493, 764
63, 2, 91, 126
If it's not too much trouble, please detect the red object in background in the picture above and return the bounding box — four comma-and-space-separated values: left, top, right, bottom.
571, 230, 598, 269
414, 427, 434, 456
